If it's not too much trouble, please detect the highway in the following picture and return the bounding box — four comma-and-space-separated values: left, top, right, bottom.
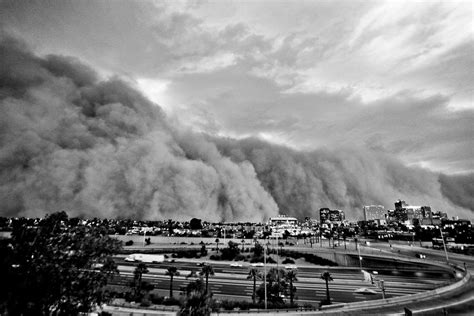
110, 257, 453, 306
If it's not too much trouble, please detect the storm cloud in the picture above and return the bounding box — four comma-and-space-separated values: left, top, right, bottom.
0, 34, 472, 221
0, 35, 277, 222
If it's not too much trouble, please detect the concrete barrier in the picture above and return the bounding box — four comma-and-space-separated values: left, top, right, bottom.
320, 267, 471, 313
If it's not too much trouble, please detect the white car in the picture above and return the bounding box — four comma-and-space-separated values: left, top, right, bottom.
354, 287, 377, 295
251, 262, 264, 267
230, 262, 243, 267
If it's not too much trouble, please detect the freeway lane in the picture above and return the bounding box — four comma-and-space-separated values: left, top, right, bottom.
110, 259, 453, 305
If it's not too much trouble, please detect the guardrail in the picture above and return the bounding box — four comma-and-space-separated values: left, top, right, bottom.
320, 265, 471, 313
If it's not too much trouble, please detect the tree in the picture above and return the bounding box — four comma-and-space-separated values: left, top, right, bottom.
200, 264, 215, 294
200, 243, 208, 256
256, 268, 288, 305
180, 278, 212, 316
220, 241, 240, 260
190, 218, 203, 230
247, 268, 262, 304
0, 211, 122, 315
286, 270, 298, 305
166, 266, 180, 298
321, 271, 333, 304
215, 238, 220, 253
253, 242, 264, 257
130, 263, 154, 300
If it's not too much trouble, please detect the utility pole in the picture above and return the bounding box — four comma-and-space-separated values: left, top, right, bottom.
223, 226, 226, 247
320, 227, 322, 247
264, 239, 267, 310
381, 280, 386, 299
276, 235, 279, 273
439, 226, 449, 264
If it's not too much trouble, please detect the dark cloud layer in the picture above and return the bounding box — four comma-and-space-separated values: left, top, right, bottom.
439, 174, 474, 213
0, 35, 277, 221
214, 138, 473, 220
0, 35, 472, 221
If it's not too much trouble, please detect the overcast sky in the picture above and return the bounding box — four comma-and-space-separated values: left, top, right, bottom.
1, 0, 472, 174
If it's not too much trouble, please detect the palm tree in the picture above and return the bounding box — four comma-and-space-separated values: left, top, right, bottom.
200, 264, 215, 293
321, 271, 333, 304
166, 266, 180, 298
133, 263, 149, 298
286, 269, 298, 305
247, 268, 262, 303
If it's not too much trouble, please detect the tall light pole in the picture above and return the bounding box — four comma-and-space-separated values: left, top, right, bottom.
264, 238, 267, 310
223, 226, 226, 247
439, 226, 449, 264
276, 235, 279, 272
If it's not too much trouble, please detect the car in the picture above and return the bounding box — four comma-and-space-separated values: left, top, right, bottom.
416, 253, 426, 259
196, 262, 206, 266
92, 263, 104, 269
230, 262, 243, 267
251, 262, 264, 267
354, 287, 377, 295
285, 265, 298, 270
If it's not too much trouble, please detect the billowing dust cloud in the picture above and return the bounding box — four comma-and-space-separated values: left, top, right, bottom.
0, 35, 472, 221
0, 35, 277, 222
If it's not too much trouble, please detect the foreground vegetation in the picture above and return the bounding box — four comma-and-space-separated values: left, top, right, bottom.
0, 212, 336, 315
0, 211, 122, 315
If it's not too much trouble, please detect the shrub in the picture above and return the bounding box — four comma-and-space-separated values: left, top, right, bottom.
163, 297, 181, 306
234, 254, 246, 261
125, 240, 134, 246
209, 255, 221, 261
250, 256, 263, 263
267, 256, 276, 264
282, 258, 295, 264
140, 298, 151, 307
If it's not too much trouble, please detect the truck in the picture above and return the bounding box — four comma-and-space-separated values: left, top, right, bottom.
124, 253, 165, 263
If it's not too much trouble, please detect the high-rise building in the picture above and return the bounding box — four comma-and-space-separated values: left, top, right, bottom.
393, 200, 433, 225
363, 205, 386, 221
319, 208, 330, 222
329, 209, 345, 222
320, 208, 344, 222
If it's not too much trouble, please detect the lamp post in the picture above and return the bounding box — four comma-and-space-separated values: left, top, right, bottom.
264, 238, 267, 310
381, 280, 386, 299
439, 226, 449, 264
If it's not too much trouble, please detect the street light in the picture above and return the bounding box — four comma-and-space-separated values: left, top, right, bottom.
439, 226, 449, 264
264, 237, 268, 310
